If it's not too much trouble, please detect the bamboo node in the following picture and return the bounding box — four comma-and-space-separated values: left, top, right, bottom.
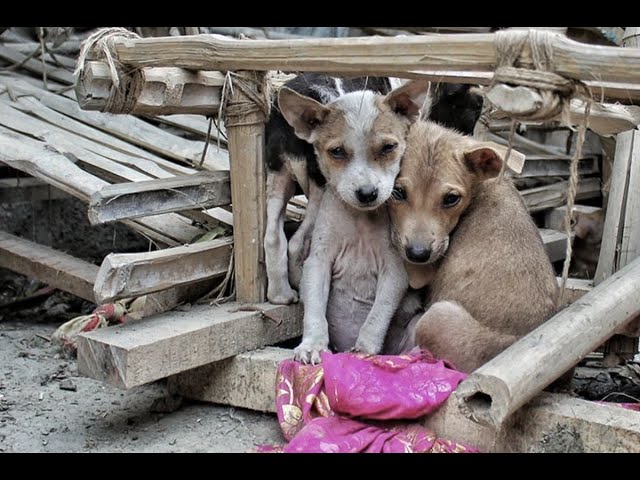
74, 28, 144, 115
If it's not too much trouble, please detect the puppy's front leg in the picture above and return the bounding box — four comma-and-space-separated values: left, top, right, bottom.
355, 254, 409, 355
294, 238, 333, 365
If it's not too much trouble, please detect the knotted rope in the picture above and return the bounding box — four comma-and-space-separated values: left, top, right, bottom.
75, 27, 144, 114
487, 29, 593, 307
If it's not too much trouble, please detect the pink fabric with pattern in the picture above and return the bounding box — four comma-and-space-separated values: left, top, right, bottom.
259, 348, 476, 453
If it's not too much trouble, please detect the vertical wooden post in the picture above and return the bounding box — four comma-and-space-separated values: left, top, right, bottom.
225, 71, 268, 303
594, 27, 640, 364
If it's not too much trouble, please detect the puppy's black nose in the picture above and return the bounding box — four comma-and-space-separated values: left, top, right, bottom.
405, 244, 431, 263
356, 186, 379, 204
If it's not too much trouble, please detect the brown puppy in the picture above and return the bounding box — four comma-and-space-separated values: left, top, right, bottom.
388, 120, 559, 373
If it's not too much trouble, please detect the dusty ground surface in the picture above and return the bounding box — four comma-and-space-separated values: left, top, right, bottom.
0, 314, 284, 453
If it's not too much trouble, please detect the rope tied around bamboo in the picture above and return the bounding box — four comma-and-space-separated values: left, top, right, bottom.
220, 71, 271, 128
486, 29, 593, 307
74, 28, 144, 115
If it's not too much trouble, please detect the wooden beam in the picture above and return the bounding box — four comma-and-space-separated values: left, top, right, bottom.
76, 61, 224, 115
0, 230, 98, 302
76, 302, 302, 389
169, 347, 294, 412
88, 171, 230, 224
225, 71, 267, 303
453, 255, 640, 429
0, 44, 74, 84
110, 31, 640, 84
170, 345, 640, 452
93, 237, 232, 304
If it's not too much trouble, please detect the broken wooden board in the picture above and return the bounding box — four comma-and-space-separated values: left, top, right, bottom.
77, 302, 302, 389
0, 230, 98, 302
88, 171, 230, 224
93, 237, 233, 304
169, 347, 294, 412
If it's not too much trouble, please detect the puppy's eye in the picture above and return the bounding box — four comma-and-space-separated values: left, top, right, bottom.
391, 187, 407, 201
328, 147, 347, 159
442, 192, 461, 208
380, 143, 397, 155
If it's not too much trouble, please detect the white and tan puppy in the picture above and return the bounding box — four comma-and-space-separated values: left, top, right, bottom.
278, 80, 430, 364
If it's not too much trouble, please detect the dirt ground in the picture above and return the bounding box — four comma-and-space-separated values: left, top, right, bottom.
0, 316, 284, 453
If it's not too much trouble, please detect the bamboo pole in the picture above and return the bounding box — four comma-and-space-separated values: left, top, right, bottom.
109, 31, 640, 85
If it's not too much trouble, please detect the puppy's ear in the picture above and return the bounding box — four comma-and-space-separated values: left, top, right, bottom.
464, 142, 526, 179
278, 87, 330, 142
385, 79, 431, 121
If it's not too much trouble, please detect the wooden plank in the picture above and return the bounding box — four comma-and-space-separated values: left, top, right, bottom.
540, 228, 569, 263
93, 237, 233, 304
0, 177, 68, 203
170, 345, 640, 453
76, 302, 302, 389
520, 177, 601, 212
452, 255, 640, 428
8, 95, 184, 179
0, 230, 97, 302
88, 171, 230, 224
111, 31, 640, 84
226, 71, 267, 303
169, 347, 294, 412
620, 132, 640, 267
517, 156, 599, 179
76, 61, 224, 115
0, 75, 229, 171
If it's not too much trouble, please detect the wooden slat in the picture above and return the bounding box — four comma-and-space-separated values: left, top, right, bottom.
111, 31, 640, 84
520, 177, 601, 212
545, 205, 603, 232
76, 302, 302, 389
556, 277, 593, 304
0, 75, 229, 171
88, 171, 230, 224
0, 230, 97, 302
93, 237, 233, 304
0, 124, 203, 246
0, 44, 74, 84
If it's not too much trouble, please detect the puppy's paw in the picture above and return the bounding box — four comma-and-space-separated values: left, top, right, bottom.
353, 332, 384, 356
294, 339, 329, 365
267, 285, 299, 305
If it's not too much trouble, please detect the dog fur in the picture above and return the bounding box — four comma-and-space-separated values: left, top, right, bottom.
264, 74, 393, 305
278, 80, 430, 364
387, 120, 559, 372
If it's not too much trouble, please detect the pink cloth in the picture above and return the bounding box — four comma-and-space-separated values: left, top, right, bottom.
262, 348, 476, 453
